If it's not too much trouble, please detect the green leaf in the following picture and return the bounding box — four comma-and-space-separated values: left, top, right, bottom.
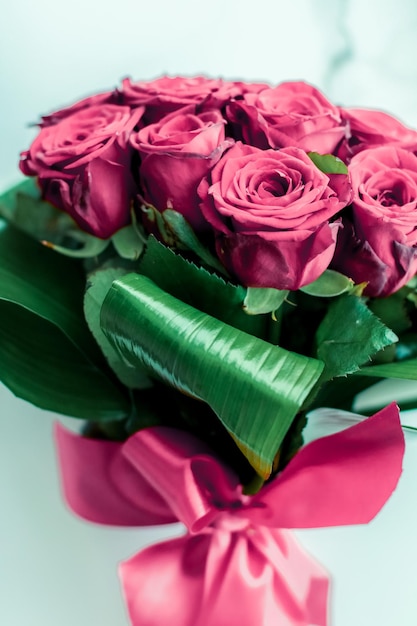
355, 358, 417, 380
0, 177, 110, 258
307, 152, 348, 174
0, 178, 72, 239
243, 287, 289, 315
100, 273, 324, 478
142, 205, 228, 275
308, 374, 381, 412
139, 236, 272, 339
111, 213, 147, 260
84, 264, 152, 389
300, 269, 354, 298
368, 289, 412, 335
42, 232, 109, 258
315, 294, 398, 380
0, 222, 130, 419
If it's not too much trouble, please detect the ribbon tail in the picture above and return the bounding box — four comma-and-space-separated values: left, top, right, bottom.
119, 532, 210, 626
119, 526, 329, 626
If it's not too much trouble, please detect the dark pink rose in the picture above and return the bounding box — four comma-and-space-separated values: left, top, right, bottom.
39, 89, 122, 127
331, 146, 417, 296
226, 81, 345, 154
198, 142, 351, 290
131, 107, 234, 231
337, 107, 417, 163
20, 104, 144, 238
120, 75, 268, 123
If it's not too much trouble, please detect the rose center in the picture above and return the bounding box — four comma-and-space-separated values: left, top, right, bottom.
260, 171, 290, 197
377, 181, 411, 207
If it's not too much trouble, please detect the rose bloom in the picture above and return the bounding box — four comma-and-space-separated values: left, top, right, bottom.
337, 107, 417, 163
198, 142, 351, 290
331, 145, 417, 297
131, 107, 234, 231
226, 81, 345, 154
39, 89, 122, 127
120, 74, 268, 123
20, 104, 143, 239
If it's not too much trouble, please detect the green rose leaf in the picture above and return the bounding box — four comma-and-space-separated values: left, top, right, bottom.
243, 287, 289, 315
307, 152, 348, 174
300, 269, 354, 298
100, 273, 324, 478
111, 212, 147, 260
142, 205, 228, 275
139, 236, 272, 339
316, 294, 398, 380
0, 222, 130, 419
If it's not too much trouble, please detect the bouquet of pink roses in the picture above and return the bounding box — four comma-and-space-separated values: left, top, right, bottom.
0, 74, 414, 625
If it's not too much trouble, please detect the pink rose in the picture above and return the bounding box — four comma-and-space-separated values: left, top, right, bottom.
131, 107, 234, 231
337, 107, 417, 163
39, 89, 122, 127
331, 146, 417, 296
20, 104, 143, 238
226, 81, 345, 154
198, 142, 351, 290
120, 74, 267, 123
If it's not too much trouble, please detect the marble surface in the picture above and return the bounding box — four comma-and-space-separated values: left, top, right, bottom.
2, 1, 417, 624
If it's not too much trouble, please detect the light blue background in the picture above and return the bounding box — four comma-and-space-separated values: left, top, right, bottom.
1, 1, 417, 624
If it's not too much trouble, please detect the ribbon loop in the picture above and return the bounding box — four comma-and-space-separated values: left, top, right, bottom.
122, 426, 242, 532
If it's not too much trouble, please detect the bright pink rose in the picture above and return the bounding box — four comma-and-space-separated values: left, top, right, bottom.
226, 81, 345, 153
120, 75, 267, 123
20, 104, 143, 238
337, 107, 417, 163
198, 142, 351, 290
331, 146, 417, 296
131, 107, 234, 231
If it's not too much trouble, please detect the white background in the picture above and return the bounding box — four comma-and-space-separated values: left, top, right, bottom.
2, 1, 417, 624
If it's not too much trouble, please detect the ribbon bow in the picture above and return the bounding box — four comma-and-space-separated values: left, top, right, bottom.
55, 403, 404, 626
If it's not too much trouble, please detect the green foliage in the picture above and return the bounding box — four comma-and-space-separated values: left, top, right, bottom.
0, 222, 130, 419
1, 174, 415, 478
84, 264, 152, 389
141, 205, 227, 275
111, 212, 147, 260
0, 178, 109, 257
100, 273, 324, 478
300, 269, 354, 298
243, 287, 289, 315
316, 294, 398, 380
368, 289, 413, 336
307, 152, 348, 174
355, 358, 417, 380
139, 236, 271, 339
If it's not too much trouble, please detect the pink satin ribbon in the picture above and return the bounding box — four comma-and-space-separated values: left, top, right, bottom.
55, 403, 405, 626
